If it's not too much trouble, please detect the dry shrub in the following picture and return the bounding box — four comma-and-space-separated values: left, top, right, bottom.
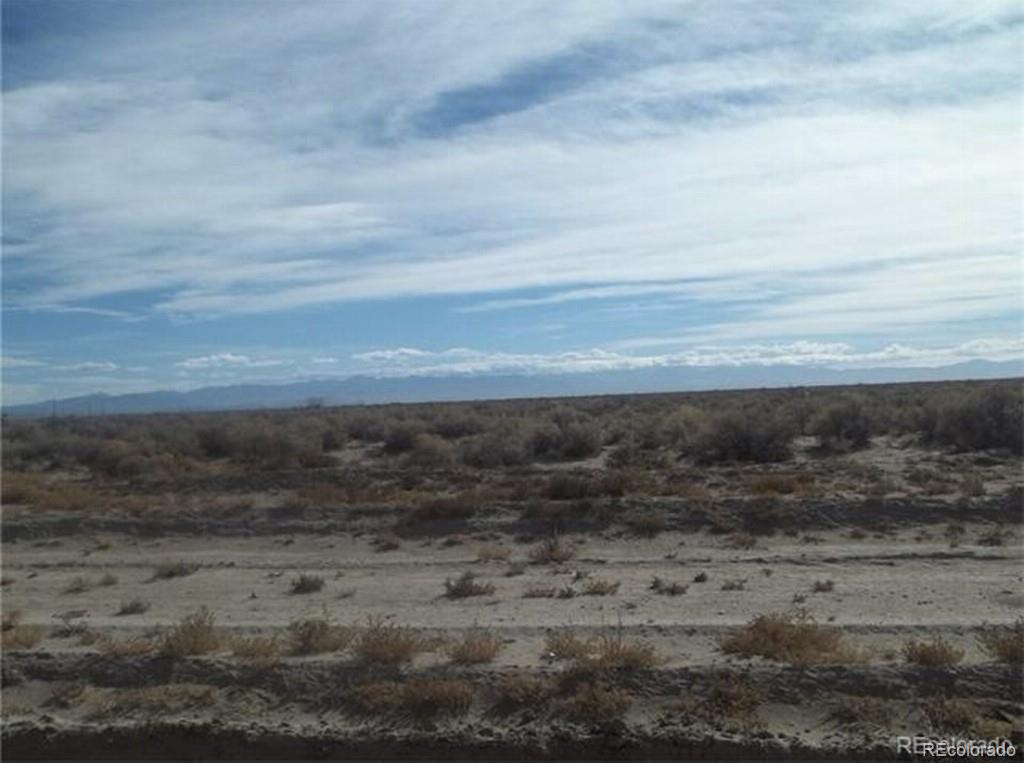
689, 672, 760, 729
690, 410, 795, 464
505, 561, 527, 576
290, 574, 325, 594
160, 608, 221, 656
545, 629, 595, 660
1, 624, 45, 650
583, 578, 620, 596
523, 586, 558, 599
529, 535, 576, 564
151, 561, 199, 581
394, 677, 475, 720
373, 532, 401, 552
649, 577, 688, 596
693, 571, 709, 583
720, 610, 858, 666
494, 673, 554, 710
476, 544, 511, 562
444, 571, 495, 598
830, 696, 889, 728
230, 634, 281, 667
626, 512, 668, 537
724, 532, 757, 550
563, 684, 631, 726
63, 576, 94, 594
446, 628, 503, 664
812, 579, 835, 593
97, 636, 157, 656
354, 617, 428, 665
922, 699, 979, 734
348, 680, 404, 715
721, 578, 747, 591
977, 618, 1024, 665
92, 684, 217, 720
2, 610, 22, 631
116, 598, 150, 616
405, 434, 457, 468
590, 629, 662, 670
287, 616, 354, 655
902, 637, 964, 668
99, 572, 118, 587
411, 490, 479, 521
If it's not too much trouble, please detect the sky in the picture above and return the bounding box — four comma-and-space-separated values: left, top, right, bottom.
2, 0, 1022, 405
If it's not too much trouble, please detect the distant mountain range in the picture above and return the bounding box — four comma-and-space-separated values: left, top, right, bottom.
4, 359, 1021, 417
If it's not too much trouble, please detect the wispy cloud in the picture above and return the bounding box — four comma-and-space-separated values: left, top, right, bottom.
2, 1, 1020, 405
175, 353, 286, 370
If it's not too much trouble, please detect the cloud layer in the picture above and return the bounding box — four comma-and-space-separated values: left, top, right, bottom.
2, 1, 1021, 403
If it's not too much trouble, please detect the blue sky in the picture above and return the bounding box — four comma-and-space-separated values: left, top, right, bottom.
2, 1, 1022, 405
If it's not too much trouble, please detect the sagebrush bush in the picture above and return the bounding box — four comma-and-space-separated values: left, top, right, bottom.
923, 385, 1023, 454
159, 608, 220, 656
690, 410, 795, 464
720, 610, 858, 665
977, 618, 1024, 665
902, 637, 964, 668
809, 397, 873, 450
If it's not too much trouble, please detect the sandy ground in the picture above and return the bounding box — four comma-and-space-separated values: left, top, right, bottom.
2, 436, 1023, 760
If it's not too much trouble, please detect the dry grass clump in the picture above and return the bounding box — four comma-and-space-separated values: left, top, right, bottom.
63, 576, 95, 594
446, 628, 504, 664
724, 532, 757, 550
720, 578, 747, 591
444, 571, 495, 598
159, 607, 221, 656
476, 544, 512, 562
505, 561, 527, 576
811, 579, 835, 593
91, 684, 217, 720
230, 634, 282, 667
685, 672, 761, 729
902, 637, 964, 668
347, 677, 474, 720
116, 598, 151, 616
494, 673, 554, 710
348, 680, 404, 715
720, 610, 859, 666
287, 616, 354, 655
649, 576, 688, 596
290, 573, 326, 594
922, 699, 980, 734
401, 677, 475, 719
354, 617, 429, 665
582, 578, 620, 596
150, 561, 199, 581
529, 535, 576, 564
830, 696, 889, 728
2, 609, 22, 631
97, 636, 157, 656
590, 629, 662, 671
410, 490, 479, 521
545, 628, 595, 660
977, 618, 1024, 665
1, 623, 45, 650
373, 532, 401, 551
98, 572, 118, 587
523, 586, 558, 599
562, 684, 631, 726
693, 571, 709, 583
626, 512, 668, 537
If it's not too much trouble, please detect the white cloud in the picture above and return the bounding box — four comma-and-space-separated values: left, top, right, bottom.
175, 353, 285, 370
1, 356, 46, 369
352, 337, 1024, 377
57, 361, 119, 372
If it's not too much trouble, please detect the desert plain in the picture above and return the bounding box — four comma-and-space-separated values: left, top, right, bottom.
1, 380, 1022, 760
